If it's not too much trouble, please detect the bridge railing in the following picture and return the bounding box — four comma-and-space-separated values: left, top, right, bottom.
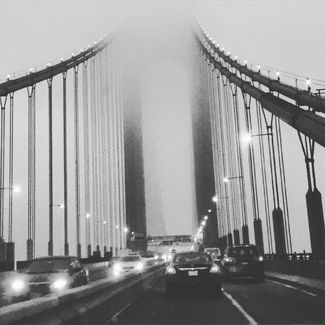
264, 252, 325, 282
264, 252, 325, 261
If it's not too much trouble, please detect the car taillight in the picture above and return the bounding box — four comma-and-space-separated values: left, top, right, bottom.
166, 266, 176, 275
253, 256, 264, 262
210, 265, 220, 273
224, 257, 236, 264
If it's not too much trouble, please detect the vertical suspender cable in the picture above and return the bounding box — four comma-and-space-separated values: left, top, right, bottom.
103, 48, 112, 251
0, 96, 7, 238
115, 50, 126, 248
8, 93, 14, 243
47, 78, 53, 256
207, 65, 220, 240
62, 71, 69, 256
100, 49, 109, 251
275, 117, 292, 252
256, 101, 273, 252
27, 86, 36, 259
95, 54, 103, 250
32, 87, 36, 258
83, 61, 91, 257
90, 57, 99, 251
74, 66, 81, 257
111, 48, 120, 249
108, 48, 116, 254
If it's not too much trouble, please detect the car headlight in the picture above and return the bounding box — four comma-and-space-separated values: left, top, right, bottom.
51, 278, 68, 291
113, 263, 122, 276
166, 266, 176, 275
254, 256, 264, 262
210, 265, 220, 273
11, 278, 26, 292
135, 262, 144, 271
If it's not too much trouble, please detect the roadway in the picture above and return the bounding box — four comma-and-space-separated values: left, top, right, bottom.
106, 275, 325, 325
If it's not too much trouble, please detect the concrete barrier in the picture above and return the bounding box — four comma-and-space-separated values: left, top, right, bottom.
264, 259, 325, 281
0, 264, 165, 325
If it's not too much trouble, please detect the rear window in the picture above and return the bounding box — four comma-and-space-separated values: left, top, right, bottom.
174, 253, 211, 263
228, 246, 259, 257
205, 248, 221, 255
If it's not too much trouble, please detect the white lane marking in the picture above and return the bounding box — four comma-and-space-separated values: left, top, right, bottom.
105, 282, 156, 324
222, 289, 259, 325
267, 279, 317, 297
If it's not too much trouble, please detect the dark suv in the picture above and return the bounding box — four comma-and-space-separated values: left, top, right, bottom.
221, 244, 264, 281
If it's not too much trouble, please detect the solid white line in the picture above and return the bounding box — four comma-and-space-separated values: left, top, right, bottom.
267, 279, 317, 297
222, 289, 259, 325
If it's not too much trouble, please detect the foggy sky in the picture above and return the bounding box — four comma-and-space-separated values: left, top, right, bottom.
1, 1, 325, 259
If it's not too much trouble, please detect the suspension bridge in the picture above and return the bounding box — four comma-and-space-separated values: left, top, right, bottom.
0, 18, 324, 270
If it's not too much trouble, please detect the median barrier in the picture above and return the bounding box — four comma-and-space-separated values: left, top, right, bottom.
0, 263, 166, 325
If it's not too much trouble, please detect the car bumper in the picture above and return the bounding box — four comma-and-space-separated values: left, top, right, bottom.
165, 274, 221, 288
223, 264, 264, 277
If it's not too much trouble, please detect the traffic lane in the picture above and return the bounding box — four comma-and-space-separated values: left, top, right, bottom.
223, 277, 325, 324
107, 276, 252, 325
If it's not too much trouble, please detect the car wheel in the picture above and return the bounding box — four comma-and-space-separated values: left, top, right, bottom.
165, 283, 175, 298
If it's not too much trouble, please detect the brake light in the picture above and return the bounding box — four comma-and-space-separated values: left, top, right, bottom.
224, 257, 236, 264
254, 256, 264, 262
166, 266, 176, 275
210, 265, 220, 273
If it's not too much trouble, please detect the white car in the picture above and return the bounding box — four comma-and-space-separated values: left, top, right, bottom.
112, 255, 145, 276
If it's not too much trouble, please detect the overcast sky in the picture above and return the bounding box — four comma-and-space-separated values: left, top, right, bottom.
1, 1, 325, 259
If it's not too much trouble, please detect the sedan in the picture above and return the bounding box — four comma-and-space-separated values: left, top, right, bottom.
6, 256, 89, 300
165, 251, 222, 298
112, 255, 145, 276
221, 244, 264, 281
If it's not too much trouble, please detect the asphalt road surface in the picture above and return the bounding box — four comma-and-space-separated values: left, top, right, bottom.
106, 276, 325, 325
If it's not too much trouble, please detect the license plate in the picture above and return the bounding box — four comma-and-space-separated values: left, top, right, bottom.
188, 270, 198, 276
242, 262, 248, 265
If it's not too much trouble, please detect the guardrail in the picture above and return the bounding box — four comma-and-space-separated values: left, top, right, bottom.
264, 253, 325, 282
264, 252, 325, 261
0, 263, 166, 325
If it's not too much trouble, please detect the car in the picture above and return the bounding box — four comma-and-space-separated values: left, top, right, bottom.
165, 251, 222, 298
221, 244, 264, 281
6, 256, 89, 300
112, 255, 145, 276
107, 256, 121, 268
204, 247, 222, 265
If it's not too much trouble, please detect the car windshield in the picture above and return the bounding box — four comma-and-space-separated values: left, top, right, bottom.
174, 253, 211, 264
26, 258, 70, 273
228, 247, 259, 257
120, 256, 141, 262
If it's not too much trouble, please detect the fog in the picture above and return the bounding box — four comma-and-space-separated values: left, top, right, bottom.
1, 1, 325, 259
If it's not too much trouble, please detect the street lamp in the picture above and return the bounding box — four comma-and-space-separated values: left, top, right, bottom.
241, 133, 271, 144
212, 196, 228, 202
223, 176, 243, 183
